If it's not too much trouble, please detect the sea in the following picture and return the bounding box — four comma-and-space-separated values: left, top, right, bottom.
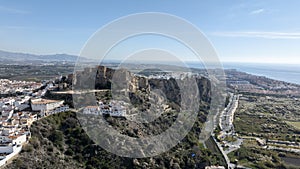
187, 62, 300, 85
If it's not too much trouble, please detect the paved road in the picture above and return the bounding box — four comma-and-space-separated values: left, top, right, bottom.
219, 94, 239, 132
212, 93, 245, 169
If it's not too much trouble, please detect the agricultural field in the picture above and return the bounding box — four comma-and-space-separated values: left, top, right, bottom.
230, 94, 300, 168
234, 94, 300, 141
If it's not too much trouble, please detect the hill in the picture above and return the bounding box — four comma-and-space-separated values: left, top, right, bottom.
4, 111, 225, 169
0, 50, 90, 63
4, 65, 226, 168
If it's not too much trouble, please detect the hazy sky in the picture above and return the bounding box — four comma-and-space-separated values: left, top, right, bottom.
1, 0, 300, 63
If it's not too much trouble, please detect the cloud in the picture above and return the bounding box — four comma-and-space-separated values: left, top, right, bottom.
250, 8, 265, 15
0, 5, 29, 14
212, 31, 300, 39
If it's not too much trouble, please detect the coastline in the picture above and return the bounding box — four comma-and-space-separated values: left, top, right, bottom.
223, 63, 300, 85
187, 62, 300, 85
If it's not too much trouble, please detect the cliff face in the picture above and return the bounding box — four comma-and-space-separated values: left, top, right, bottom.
71, 66, 148, 92
196, 77, 211, 103
148, 77, 211, 106
45, 65, 211, 113
70, 66, 210, 105
148, 78, 181, 105
72, 66, 115, 89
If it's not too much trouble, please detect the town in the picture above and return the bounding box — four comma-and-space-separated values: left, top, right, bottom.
0, 78, 68, 166
0, 76, 132, 167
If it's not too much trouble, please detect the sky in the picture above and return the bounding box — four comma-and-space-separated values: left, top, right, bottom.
1, 0, 300, 63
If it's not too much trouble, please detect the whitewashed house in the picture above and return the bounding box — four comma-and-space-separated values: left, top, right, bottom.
98, 100, 127, 117
31, 99, 64, 112
1, 109, 14, 120
1, 127, 15, 136
109, 101, 126, 117
0, 134, 27, 154
11, 134, 27, 145
47, 105, 69, 115
0, 136, 11, 144
83, 106, 100, 115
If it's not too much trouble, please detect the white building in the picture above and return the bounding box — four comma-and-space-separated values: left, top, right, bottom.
108, 101, 126, 116
12, 134, 27, 145
0, 145, 14, 154
1, 127, 16, 136
83, 101, 127, 117
83, 106, 100, 115
0, 136, 11, 144
16, 103, 30, 111
0, 134, 27, 154
48, 105, 69, 115
1, 110, 14, 119
205, 166, 225, 169
31, 99, 64, 112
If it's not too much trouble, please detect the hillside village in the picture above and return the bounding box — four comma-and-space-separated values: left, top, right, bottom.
0, 74, 141, 167
0, 79, 68, 166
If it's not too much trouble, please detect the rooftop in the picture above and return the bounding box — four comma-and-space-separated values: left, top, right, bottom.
31, 99, 62, 105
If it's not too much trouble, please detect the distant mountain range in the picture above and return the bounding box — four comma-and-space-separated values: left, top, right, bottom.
0, 50, 89, 63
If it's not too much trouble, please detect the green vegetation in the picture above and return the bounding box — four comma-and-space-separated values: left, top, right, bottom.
230, 93, 300, 168
234, 94, 300, 141
204, 137, 227, 166
0, 63, 74, 81
228, 145, 285, 169
5, 111, 226, 169
286, 121, 300, 131
223, 136, 237, 143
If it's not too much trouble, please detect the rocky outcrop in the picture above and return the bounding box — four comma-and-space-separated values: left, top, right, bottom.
148, 78, 181, 105
47, 65, 212, 112
69, 66, 210, 105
